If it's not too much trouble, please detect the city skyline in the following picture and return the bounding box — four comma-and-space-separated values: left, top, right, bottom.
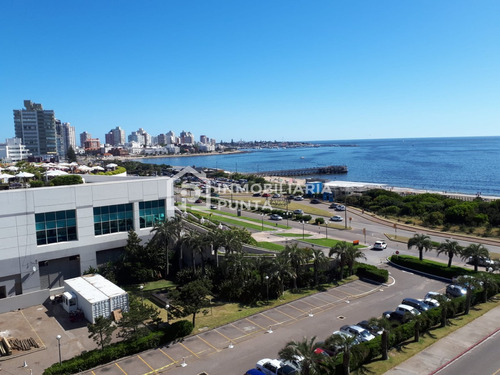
1, 1, 499, 142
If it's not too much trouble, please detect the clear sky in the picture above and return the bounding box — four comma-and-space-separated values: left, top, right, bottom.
1, 0, 499, 142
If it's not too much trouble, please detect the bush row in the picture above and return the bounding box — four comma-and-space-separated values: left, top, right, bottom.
355, 263, 389, 283
390, 254, 475, 279
43, 320, 193, 375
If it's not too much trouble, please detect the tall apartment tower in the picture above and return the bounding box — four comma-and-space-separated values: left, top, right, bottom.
80, 132, 91, 147
56, 121, 76, 159
108, 126, 125, 146
13, 100, 58, 158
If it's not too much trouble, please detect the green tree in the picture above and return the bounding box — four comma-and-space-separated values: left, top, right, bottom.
454, 275, 482, 314
149, 216, 183, 276
87, 316, 116, 350
273, 253, 294, 297
66, 146, 77, 162
345, 246, 366, 276
179, 230, 205, 272
312, 248, 329, 287
329, 241, 352, 281
407, 233, 433, 261
325, 331, 358, 375
460, 243, 490, 272
278, 336, 321, 375
436, 239, 463, 268
118, 297, 157, 339
282, 243, 311, 290
475, 273, 499, 303
171, 279, 212, 326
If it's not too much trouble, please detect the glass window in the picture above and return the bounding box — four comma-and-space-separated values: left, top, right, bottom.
139, 200, 166, 228
93, 203, 133, 236
35, 209, 77, 246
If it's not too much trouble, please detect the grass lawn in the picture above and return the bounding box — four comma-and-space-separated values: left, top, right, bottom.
189, 276, 359, 332
301, 238, 367, 248
189, 209, 277, 231
275, 233, 313, 238
256, 242, 286, 251
365, 297, 500, 374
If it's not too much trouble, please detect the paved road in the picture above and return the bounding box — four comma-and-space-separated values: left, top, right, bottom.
435, 329, 500, 375
79, 266, 446, 375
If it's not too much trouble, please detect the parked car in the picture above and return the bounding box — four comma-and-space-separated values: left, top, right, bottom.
293, 209, 304, 215
245, 369, 267, 375
310, 199, 321, 204
335, 205, 346, 211
420, 298, 440, 308
253, 193, 262, 197
194, 198, 203, 203
340, 325, 375, 342
425, 291, 450, 302
446, 284, 467, 298
330, 330, 360, 350
329, 203, 339, 209
272, 193, 281, 198
382, 310, 413, 324
330, 215, 343, 222
210, 204, 218, 210
294, 196, 304, 201
468, 256, 495, 267
269, 214, 283, 221
256, 358, 297, 375
396, 304, 421, 316
373, 240, 387, 250
262, 193, 271, 197
401, 298, 430, 312
357, 320, 383, 336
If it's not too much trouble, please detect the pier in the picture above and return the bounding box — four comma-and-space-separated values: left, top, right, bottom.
255, 165, 347, 177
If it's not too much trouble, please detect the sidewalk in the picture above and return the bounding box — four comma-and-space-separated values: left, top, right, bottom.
384, 304, 500, 375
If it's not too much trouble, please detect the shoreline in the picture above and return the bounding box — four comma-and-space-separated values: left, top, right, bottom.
121, 149, 249, 161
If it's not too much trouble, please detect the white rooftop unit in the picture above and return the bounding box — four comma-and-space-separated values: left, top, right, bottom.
63, 274, 129, 324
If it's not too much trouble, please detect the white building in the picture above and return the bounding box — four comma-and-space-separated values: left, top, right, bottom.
0, 175, 174, 313
0, 137, 31, 162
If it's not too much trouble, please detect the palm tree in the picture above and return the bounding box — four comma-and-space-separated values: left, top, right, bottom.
329, 241, 352, 281
278, 336, 321, 375
436, 239, 463, 267
149, 216, 182, 276
475, 273, 499, 303
461, 243, 490, 272
345, 246, 366, 276
325, 331, 358, 375
273, 253, 295, 297
407, 233, 433, 261
369, 316, 392, 360
454, 275, 482, 314
179, 231, 205, 272
283, 244, 311, 290
312, 248, 329, 287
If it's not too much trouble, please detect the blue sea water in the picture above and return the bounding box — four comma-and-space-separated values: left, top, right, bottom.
139, 136, 500, 197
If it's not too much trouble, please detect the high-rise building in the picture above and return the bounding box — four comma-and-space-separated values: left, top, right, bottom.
180, 130, 194, 145
80, 132, 91, 147
56, 121, 76, 159
128, 128, 151, 146
13, 100, 58, 158
106, 126, 126, 146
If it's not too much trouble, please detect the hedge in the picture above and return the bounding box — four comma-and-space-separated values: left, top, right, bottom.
355, 263, 389, 283
43, 320, 193, 375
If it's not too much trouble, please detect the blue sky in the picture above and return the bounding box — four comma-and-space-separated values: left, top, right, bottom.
1, 0, 499, 142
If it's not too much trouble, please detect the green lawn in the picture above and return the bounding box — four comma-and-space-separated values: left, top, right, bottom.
189, 209, 277, 231
301, 238, 367, 248
256, 242, 286, 251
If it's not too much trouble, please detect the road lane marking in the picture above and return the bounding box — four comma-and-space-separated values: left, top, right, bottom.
260, 312, 280, 324
115, 362, 128, 374
179, 342, 200, 358
274, 308, 297, 321
214, 328, 235, 342
287, 303, 307, 313
197, 335, 220, 352
159, 348, 176, 363
245, 317, 266, 331
137, 355, 155, 371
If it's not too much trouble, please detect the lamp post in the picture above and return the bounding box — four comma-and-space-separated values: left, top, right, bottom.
325, 222, 328, 239
56, 335, 62, 365
139, 285, 144, 304
261, 214, 264, 231
165, 303, 170, 323
265, 275, 269, 304
301, 221, 305, 239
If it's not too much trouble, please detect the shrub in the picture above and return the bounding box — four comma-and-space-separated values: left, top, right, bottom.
315, 217, 325, 225
29, 180, 45, 188
49, 175, 83, 186
355, 263, 389, 283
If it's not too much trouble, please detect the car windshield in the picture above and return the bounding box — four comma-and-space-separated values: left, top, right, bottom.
278, 365, 297, 375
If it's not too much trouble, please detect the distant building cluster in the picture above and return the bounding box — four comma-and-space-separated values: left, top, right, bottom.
6, 100, 220, 162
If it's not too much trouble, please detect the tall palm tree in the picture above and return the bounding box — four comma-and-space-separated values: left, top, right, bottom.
369, 316, 392, 360
149, 216, 182, 276
454, 275, 482, 314
329, 241, 352, 281
283, 244, 310, 290
436, 239, 463, 267
312, 248, 329, 287
407, 233, 433, 261
325, 331, 358, 375
278, 336, 320, 375
179, 231, 205, 272
475, 272, 499, 303
461, 243, 490, 272
345, 246, 366, 276
273, 253, 295, 297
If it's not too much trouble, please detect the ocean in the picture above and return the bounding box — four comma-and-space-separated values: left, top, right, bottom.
138, 136, 500, 197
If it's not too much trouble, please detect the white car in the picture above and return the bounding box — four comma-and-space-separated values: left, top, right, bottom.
269, 214, 283, 221
425, 291, 450, 302
340, 325, 375, 342
420, 298, 440, 308
396, 304, 421, 316
294, 196, 304, 201
256, 358, 297, 375
373, 240, 387, 250
330, 215, 343, 222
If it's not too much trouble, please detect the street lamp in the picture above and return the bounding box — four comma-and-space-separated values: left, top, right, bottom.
325, 222, 328, 239
165, 303, 170, 323
261, 214, 264, 231
139, 285, 144, 304
265, 275, 269, 304
56, 335, 62, 365
301, 221, 305, 239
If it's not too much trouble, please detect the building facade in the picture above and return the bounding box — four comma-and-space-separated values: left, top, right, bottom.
0, 137, 31, 162
14, 100, 58, 159
0, 175, 174, 313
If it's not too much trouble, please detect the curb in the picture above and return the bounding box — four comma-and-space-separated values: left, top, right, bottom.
429, 326, 500, 374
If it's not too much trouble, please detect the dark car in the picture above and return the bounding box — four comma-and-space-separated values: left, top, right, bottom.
311, 199, 321, 204
446, 284, 467, 298
329, 203, 338, 209
357, 320, 383, 336
401, 298, 430, 312
194, 198, 203, 203
253, 193, 262, 197
382, 310, 413, 324
245, 370, 266, 375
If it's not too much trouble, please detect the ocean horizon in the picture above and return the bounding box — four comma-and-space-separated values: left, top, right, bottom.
137, 136, 500, 197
